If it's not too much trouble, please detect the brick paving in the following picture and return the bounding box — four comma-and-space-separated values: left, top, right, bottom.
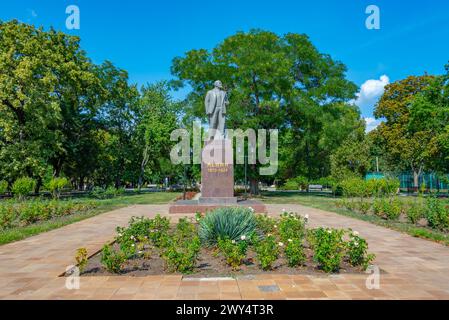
0, 203, 448, 300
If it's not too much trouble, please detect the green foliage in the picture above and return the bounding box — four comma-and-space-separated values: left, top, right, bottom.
12, 177, 36, 200
255, 213, 277, 234
346, 231, 375, 270
198, 207, 257, 245
340, 177, 366, 198
172, 29, 360, 189
75, 248, 88, 273
310, 228, 346, 273
407, 200, 425, 224
217, 237, 248, 270
254, 235, 279, 270
371, 75, 447, 187
45, 177, 68, 199
101, 245, 127, 274
278, 212, 306, 242
0, 199, 97, 230
162, 235, 201, 273
175, 217, 196, 240
115, 215, 170, 256
425, 196, 449, 230
356, 200, 372, 214
373, 197, 402, 220
91, 186, 125, 199
330, 137, 371, 181
0, 180, 8, 194
339, 177, 400, 200
284, 238, 306, 267
279, 179, 299, 191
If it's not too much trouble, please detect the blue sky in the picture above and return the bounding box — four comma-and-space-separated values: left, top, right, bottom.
1, 0, 449, 129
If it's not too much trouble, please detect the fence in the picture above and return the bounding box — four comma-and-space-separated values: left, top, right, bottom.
366, 172, 449, 192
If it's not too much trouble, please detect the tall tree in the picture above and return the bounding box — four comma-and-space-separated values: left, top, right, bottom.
171, 30, 359, 193
136, 83, 181, 188
371, 75, 435, 188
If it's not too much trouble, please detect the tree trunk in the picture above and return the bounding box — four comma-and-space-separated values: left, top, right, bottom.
250, 178, 259, 195
138, 146, 150, 190
413, 171, 419, 189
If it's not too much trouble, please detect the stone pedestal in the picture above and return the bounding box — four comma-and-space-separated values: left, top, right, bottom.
169, 138, 266, 214
199, 139, 237, 204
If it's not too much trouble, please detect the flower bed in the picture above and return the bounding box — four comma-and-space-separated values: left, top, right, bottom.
0, 199, 99, 230
75, 208, 376, 277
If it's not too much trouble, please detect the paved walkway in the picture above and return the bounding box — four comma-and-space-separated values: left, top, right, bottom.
1, 204, 448, 300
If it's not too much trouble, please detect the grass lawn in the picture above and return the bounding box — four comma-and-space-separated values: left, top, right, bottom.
0, 192, 181, 246
261, 191, 449, 246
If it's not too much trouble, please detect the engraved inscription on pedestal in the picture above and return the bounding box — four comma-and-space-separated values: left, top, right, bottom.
199, 139, 236, 204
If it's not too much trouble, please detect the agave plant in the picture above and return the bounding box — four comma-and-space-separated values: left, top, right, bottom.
198, 207, 257, 246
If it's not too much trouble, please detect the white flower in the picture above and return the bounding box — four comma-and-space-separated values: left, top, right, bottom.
288, 239, 293, 243
249, 207, 254, 212
267, 233, 272, 237
354, 242, 359, 247
241, 235, 247, 241
353, 231, 359, 236
282, 208, 286, 212
131, 244, 135, 247
231, 240, 236, 244
278, 242, 284, 247
138, 251, 143, 254
274, 225, 278, 229
327, 230, 332, 234
118, 233, 122, 237
304, 214, 309, 220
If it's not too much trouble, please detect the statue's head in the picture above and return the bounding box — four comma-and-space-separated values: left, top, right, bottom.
213, 80, 223, 89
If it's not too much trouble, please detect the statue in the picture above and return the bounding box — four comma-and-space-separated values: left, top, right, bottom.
205, 80, 229, 139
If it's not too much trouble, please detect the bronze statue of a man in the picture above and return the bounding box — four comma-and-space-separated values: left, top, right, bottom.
205, 80, 229, 139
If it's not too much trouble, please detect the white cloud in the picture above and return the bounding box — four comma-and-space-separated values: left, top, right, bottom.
27, 9, 38, 18
354, 75, 390, 115
364, 117, 381, 133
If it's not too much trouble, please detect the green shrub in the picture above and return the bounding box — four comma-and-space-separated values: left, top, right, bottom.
294, 176, 309, 190
198, 207, 257, 245
162, 235, 201, 273
0, 199, 98, 230
255, 235, 279, 270
19, 201, 44, 225
425, 197, 449, 230
217, 237, 248, 270
45, 177, 69, 199
356, 200, 371, 214
373, 197, 402, 220
310, 228, 346, 273
101, 245, 127, 273
91, 186, 124, 199
406, 200, 425, 224
255, 213, 277, 234
175, 217, 196, 240
75, 248, 88, 273
284, 238, 306, 267
12, 177, 36, 200
115, 215, 170, 256
279, 179, 299, 191
0, 204, 16, 229
340, 177, 366, 198
278, 212, 306, 242
0, 180, 8, 194
314, 177, 336, 189
346, 231, 375, 270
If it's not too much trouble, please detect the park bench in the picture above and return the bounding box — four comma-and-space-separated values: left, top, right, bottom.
308, 184, 323, 192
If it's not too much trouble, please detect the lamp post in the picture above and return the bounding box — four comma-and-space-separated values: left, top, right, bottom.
183, 148, 193, 201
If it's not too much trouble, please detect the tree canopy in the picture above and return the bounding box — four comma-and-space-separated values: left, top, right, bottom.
171, 29, 364, 191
